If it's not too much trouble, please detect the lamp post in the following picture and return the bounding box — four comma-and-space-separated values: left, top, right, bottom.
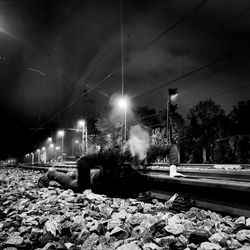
72, 140, 79, 156
57, 130, 65, 160
49, 143, 54, 160
78, 120, 87, 156
47, 137, 52, 144
36, 149, 41, 164
117, 96, 129, 142
55, 146, 60, 160
166, 88, 178, 144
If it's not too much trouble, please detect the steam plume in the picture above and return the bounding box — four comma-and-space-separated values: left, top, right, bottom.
124, 124, 150, 160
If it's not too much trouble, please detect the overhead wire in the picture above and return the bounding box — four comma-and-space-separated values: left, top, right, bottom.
25, 0, 214, 143
134, 44, 250, 100
132, 8, 250, 85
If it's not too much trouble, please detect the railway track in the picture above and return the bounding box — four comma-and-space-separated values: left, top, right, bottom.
17, 162, 250, 217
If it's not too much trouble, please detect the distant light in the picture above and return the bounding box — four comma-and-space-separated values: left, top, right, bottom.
47, 137, 52, 143
55, 146, 60, 150
170, 93, 178, 101
49, 143, 54, 148
117, 96, 128, 109
75, 140, 79, 144
77, 120, 85, 128
42, 147, 46, 151
57, 130, 65, 138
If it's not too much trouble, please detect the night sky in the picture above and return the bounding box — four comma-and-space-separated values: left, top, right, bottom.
1, 0, 250, 159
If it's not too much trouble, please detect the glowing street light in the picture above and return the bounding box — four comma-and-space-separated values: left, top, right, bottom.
57, 130, 65, 159
77, 120, 87, 156
36, 149, 41, 164
47, 137, 52, 144
117, 96, 129, 141
166, 88, 178, 143
55, 146, 60, 160
49, 143, 54, 160
72, 140, 79, 156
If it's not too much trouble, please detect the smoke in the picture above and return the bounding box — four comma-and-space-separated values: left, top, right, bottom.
123, 124, 150, 160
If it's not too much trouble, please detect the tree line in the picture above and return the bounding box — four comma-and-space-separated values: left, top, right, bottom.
92, 99, 250, 164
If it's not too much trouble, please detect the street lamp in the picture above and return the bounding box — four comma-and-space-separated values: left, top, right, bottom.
49, 143, 54, 160
41, 147, 47, 163
57, 130, 65, 160
47, 137, 52, 144
55, 146, 60, 160
166, 88, 178, 143
117, 96, 129, 141
77, 120, 87, 156
72, 140, 79, 156
36, 149, 41, 164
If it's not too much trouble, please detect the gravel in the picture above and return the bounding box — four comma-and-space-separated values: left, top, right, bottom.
1, 167, 250, 250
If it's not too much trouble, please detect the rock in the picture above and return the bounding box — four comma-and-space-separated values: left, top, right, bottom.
30, 227, 43, 240
0, 222, 3, 231
39, 232, 57, 247
246, 218, 250, 227
143, 242, 161, 250
107, 219, 122, 231
2, 247, 18, 250
236, 245, 250, 250
127, 213, 146, 226
131, 226, 147, 239
5, 235, 23, 246
198, 241, 222, 250
237, 230, 250, 242
110, 226, 128, 240
143, 203, 153, 213
236, 217, 246, 226
154, 235, 176, 246
210, 212, 222, 223
186, 207, 200, 219
189, 229, 211, 244
116, 242, 141, 250
209, 232, 230, 245
164, 223, 185, 235
177, 234, 188, 247
197, 210, 208, 221
226, 238, 242, 249
81, 233, 99, 249
112, 210, 128, 220
44, 219, 59, 236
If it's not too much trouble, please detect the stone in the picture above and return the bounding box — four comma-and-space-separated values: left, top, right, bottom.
81, 233, 99, 249
131, 226, 147, 239
209, 232, 230, 245
4, 235, 23, 246
236, 216, 246, 226
164, 223, 185, 235
189, 229, 211, 244
237, 230, 250, 242
246, 218, 250, 227
116, 242, 141, 250
107, 219, 122, 231
154, 235, 176, 246
127, 213, 146, 226
198, 242, 222, 250
143, 242, 161, 250
44, 219, 58, 236
110, 226, 128, 239
235, 245, 250, 250
112, 210, 128, 220
226, 239, 242, 249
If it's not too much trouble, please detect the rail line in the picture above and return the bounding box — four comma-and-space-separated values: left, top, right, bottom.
15, 162, 250, 217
